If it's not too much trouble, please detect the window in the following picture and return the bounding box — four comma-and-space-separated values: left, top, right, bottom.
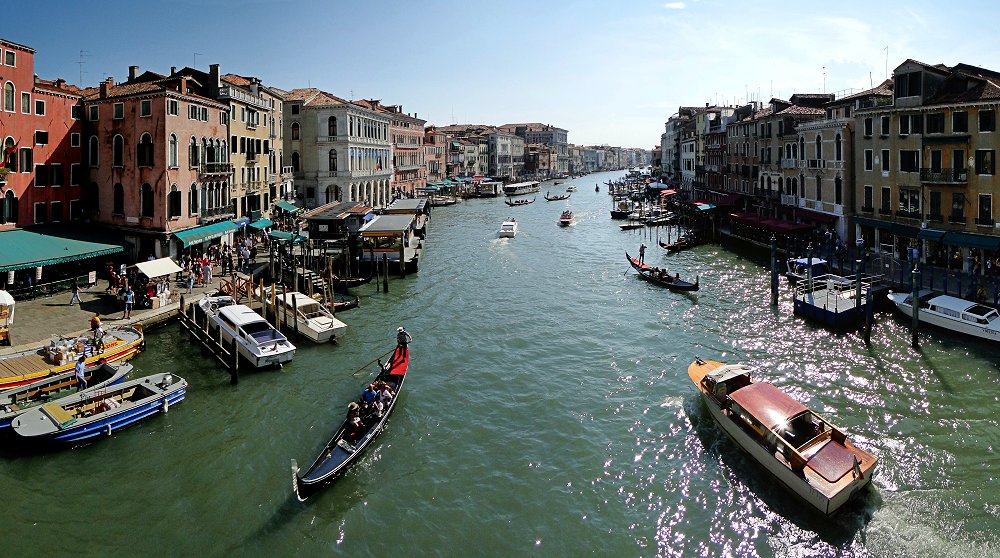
137, 133, 154, 167
33, 202, 46, 224
113, 103, 124, 119
69, 200, 80, 221
34, 164, 48, 187
834, 134, 842, 161
167, 99, 179, 116
50, 201, 62, 222
881, 149, 890, 173
979, 109, 996, 132
70, 164, 81, 186
0, 190, 16, 224
864, 149, 873, 171
189, 137, 200, 167
930, 191, 941, 218
929, 150, 942, 173
291, 122, 300, 140
168, 185, 181, 219
33, 99, 45, 116
954, 149, 966, 174
4, 50, 14, 66
291, 104, 300, 115
140, 100, 151, 117
863, 185, 873, 209
815, 176, 822, 201
3, 82, 13, 111
980, 194, 993, 225
896, 71, 922, 97
926, 113, 945, 134
953, 111, 968, 133
20, 92, 29, 114
168, 134, 178, 167
881, 186, 891, 212
328, 116, 337, 136
189, 184, 198, 215
34, 131, 48, 145
201, 107, 208, 121
220, 111, 228, 125
19, 147, 31, 172
112, 135, 124, 167
88, 136, 99, 167
899, 188, 919, 214
900, 150, 919, 172
863, 118, 873, 137
910, 114, 923, 134
140, 183, 154, 217
71, 105, 81, 120
976, 149, 994, 174
900, 116, 910, 135
71, 133, 81, 148
329, 149, 338, 172
89, 105, 99, 121
880, 116, 890, 135
113, 183, 124, 215
291, 152, 300, 172
51, 164, 63, 186
952, 193, 965, 219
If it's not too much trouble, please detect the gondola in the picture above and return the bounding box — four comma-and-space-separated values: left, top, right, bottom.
658, 235, 700, 253
504, 197, 536, 207
329, 292, 360, 313
330, 266, 374, 289
625, 252, 699, 292
292, 345, 411, 501
544, 192, 571, 201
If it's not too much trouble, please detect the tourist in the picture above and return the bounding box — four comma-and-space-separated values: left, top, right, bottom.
75, 355, 87, 391
377, 381, 394, 407
346, 402, 363, 442
186, 270, 195, 294
396, 326, 412, 357
94, 325, 106, 354
69, 281, 81, 306
90, 313, 102, 337
639, 243, 646, 263
361, 383, 378, 412
123, 286, 135, 320
203, 258, 213, 286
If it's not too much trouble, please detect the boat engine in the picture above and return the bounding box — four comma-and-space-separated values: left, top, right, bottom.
159, 374, 174, 388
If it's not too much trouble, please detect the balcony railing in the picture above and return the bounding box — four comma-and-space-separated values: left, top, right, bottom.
828, 160, 845, 171
896, 210, 920, 219
807, 159, 825, 169
318, 135, 341, 143
861, 205, 874, 213
949, 214, 967, 224
198, 205, 236, 224
781, 159, 798, 169
976, 217, 995, 227
926, 213, 944, 223
200, 162, 233, 177
919, 167, 967, 183
878, 208, 892, 216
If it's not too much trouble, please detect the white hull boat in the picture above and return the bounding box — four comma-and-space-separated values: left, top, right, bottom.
198, 296, 295, 368
274, 291, 347, 343
888, 289, 1000, 342
498, 218, 518, 238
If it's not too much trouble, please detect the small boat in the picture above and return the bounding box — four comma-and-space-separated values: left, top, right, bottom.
197, 296, 296, 369
330, 292, 360, 313
645, 210, 676, 226
504, 197, 536, 207
498, 218, 518, 238
888, 289, 1000, 342
658, 234, 700, 253
330, 268, 374, 290
558, 210, 573, 227
0, 325, 144, 390
688, 358, 877, 515
619, 222, 645, 231
786, 257, 830, 285
610, 201, 631, 220
273, 291, 348, 343
0, 361, 133, 429
544, 192, 571, 201
292, 345, 411, 500
625, 252, 699, 291
11, 372, 187, 445
566, 186, 577, 192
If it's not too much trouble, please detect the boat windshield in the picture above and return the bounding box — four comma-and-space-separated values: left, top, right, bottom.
241, 322, 283, 343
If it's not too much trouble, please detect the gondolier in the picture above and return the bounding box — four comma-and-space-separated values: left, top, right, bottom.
396, 326, 412, 356
639, 243, 647, 263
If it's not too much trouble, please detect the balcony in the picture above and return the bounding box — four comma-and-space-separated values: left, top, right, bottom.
861, 205, 874, 213
199, 162, 233, 177
828, 160, 845, 171
919, 167, 967, 184
896, 210, 920, 220
281, 166, 295, 179
926, 213, 944, 223
807, 159, 825, 169
878, 208, 892, 216
318, 135, 341, 143
198, 205, 236, 224
781, 159, 798, 169
949, 214, 967, 225
976, 217, 995, 227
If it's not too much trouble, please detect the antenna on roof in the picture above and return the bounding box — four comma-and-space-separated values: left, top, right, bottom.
76, 50, 91, 86
193, 52, 202, 68
884, 45, 889, 80
823, 66, 826, 93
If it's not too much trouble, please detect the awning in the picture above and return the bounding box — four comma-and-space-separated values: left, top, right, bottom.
917, 228, 947, 241
853, 215, 893, 231
249, 218, 273, 230
891, 223, 921, 238
0, 227, 126, 272
233, 217, 250, 227
793, 207, 839, 224
173, 221, 238, 248
942, 231, 1000, 250
269, 230, 307, 243
659, 189, 678, 197
135, 257, 183, 278
275, 201, 300, 213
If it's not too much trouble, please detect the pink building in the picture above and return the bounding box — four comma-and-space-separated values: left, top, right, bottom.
354, 100, 426, 197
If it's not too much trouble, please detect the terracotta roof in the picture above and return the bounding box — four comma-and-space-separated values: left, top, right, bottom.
775, 105, 825, 116
284, 87, 351, 107
82, 81, 164, 100
222, 74, 253, 86
33, 78, 85, 96
927, 78, 1000, 105
829, 80, 893, 104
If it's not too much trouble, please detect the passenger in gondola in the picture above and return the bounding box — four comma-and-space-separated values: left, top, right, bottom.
346, 402, 364, 442
361, 383, 378, 412
674, 272, 680, 282
377, 380, 394, 408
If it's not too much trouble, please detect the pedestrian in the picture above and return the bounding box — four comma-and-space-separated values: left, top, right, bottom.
186, 270, 195, 294
203, 259, 213, 286
75, 355, 87, 391
396, 326, 412, 357
639, 243, 647, 263
90, 312, 102, 337
123, 286, 134, 320
69, 281, 81, 305
94, 324, 106, 354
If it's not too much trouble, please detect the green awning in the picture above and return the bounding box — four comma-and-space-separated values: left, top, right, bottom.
853, 215, 892, 231
917, 228, 947, 241
268, 230, 306, 243
941, 231, 1000, 250
248, 218, 273, 230
0, 227, 125, 272
891, 223, 921, 238
173, 221, 238, 248
275, 201, 300, 213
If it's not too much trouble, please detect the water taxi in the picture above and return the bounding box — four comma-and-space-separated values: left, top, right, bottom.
888, 289, 1000, 342
558, 210, 573, 227
498, 218, 518, 238
503, 181, 541, 196
197, 296, 295, 368
273, 292, 348, 343
688, 358, 877, 515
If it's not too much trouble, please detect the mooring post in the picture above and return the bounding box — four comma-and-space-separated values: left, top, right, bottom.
292, 293, 300, 339
383, 254, 390, 293
179, 295, 186, 318
911, 266, 921, 349
230, 336, 239, 385
770, 234, 779, 306
864, 286, 874, 345
855, 259, 863, 311
806, 243, 814, 305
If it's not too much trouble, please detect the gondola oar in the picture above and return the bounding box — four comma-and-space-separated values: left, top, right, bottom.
351, 348, 396, 376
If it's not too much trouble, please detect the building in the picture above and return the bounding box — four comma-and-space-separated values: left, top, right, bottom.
488, 131, 521, 180
353, 100, 426, 198
498, 123, 569, 175
282, 88, 393, 208
424, 126, 447, 183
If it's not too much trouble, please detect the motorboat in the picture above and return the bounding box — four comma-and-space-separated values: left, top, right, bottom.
688, 358, 877, 515
558, 210, 573, 227
273, 291, 348, 343
0, 361, 133, 429
498, 218, 518, 238
197, 296, 295, 369
503, 181, 541, 196
566, 186, 577, 192
786, 257, 830, 285
888, 289, 1000, 342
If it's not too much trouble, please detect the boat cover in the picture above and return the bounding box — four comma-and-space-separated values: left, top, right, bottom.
729, 382, 808, 431
807, 440, 855, 483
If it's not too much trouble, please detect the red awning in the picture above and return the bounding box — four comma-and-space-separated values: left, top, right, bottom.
659, 189, 678, 197
728, 213, 813, 234
793, 207, 839, 224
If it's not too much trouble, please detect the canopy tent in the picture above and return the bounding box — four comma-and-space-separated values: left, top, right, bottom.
173, 221, 238, 248
269, 230, 307, 243
135, 257, 183, 279
275, 201, 301, 213
0, 290, 14, 326
0, 227, 125, 272
248, 218, 273, 230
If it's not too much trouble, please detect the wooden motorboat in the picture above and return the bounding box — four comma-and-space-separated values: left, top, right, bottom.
785, 257, 830, 285
504, 197, 536, 207
625, 252, 699, 292
196, 296, 295, 369
558, 210, 573, 227
888, 289, 1000, 342
0, 361, 132, 429
12, 372, 187, 445
566, 186, 577, 192
292, 345, 411, 500
688, 358, 877, 515
0, 326, 144, 390
330, 292, 360, 313
273, 291, 348, 343
498, 218, 518, 238
619, 220, 645, 231
544, 192, 571, 201
658, 234, 700, 253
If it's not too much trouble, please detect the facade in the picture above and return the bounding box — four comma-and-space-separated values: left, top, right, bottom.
499, 123, 569, 175
0, 39, 85, 228
354, 100, 426, 198
488, 132, 519, 180
283, 88, 393, 208
424, 126, 447, 183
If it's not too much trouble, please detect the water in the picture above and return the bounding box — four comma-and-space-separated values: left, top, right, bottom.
4, 170, 999, 557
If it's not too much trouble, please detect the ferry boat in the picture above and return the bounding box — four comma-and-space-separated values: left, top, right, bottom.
498, 218, 518, 238
502, 181, 541, 196
888, 289, 1000, 342
273, 291, 348, 343
197, 296, 296, 368
688, 358, 877, 516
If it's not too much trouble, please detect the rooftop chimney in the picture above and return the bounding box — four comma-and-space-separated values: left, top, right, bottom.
100, 77, 114, 97
129, 65, 139, 81
179, 77, 188, 94
170, 66, 177, 75
209, 63, 221, 88
55, 78, 66, 89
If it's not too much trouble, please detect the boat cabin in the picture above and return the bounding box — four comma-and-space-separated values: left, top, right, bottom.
927, 295, 1000, 325
358, 214, 420, 272
786, 257, 829, 281
700, 364, 753, 403
217, 304, 287, 345
303, 201, 373, 242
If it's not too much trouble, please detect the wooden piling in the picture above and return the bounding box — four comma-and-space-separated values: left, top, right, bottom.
292, 293, 300, 339
383, 254, 389, 293
863, 287, 874, 345
770, 235, 778, 307
911, 267, 921, 349
230, 336, 239, 385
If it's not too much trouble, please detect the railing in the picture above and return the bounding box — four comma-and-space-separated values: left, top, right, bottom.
949, 214, 966, 224
896, 210, 920, 219
200, 162, 233, 176
920, 167, 967, 183
828, 161, 845, 171
878, 208, 892, 216
3, 273, 96, 301
198, 205, 236, 224
926, 213, 944, 223
858, 97, 893, 109
861, 205, 874, 213
807, 159, 825, 169
781, 159, 798, 169
976, 217, 995, 227
318, 135, 339, 143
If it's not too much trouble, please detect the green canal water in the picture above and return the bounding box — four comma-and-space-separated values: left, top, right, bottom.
3, 170, 999, 557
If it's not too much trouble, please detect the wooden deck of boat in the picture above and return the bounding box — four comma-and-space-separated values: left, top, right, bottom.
0, 353, 51, 378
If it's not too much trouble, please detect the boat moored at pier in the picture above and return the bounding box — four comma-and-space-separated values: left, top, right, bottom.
0, 361, 133, 429
888, 290, 1000, 342
197, 296, 296, 369
273, 292, 348, 343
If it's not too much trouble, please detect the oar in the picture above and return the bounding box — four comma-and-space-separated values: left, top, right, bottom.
352, 348, 396, 376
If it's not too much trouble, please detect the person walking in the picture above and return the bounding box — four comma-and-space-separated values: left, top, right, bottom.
186, 270, 195, 294
75, 355, 87, 392
69, 281, 81, 305
123, 286, 134, 320
90, 313, 102, 338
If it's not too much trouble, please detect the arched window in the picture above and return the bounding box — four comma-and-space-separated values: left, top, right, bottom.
137, 133, 154, 167
140, 183, 154, 217
1, 190, 17, 224
834, 134, 842, 161
778, 177, 784, 195
815, 135, 823, 160
112, 135, 124, 167
791, 143, 798, 160
88, 136, 99, 167
328, 116, 337, 137
222, 182, 229, 208
168, 184, 181, 218
113, 183, 124, 215
169, 134, 178, 167
3, 83, 13, 112
291, 122, 300, 140
189, 184, 198, 215
292, 152, 300, 172
84, 182, 99, 213
3, 137, 16, 171
189, 137, 200, 168
329, 149, 337, 172
799, 137, 805, 161
221, 141, 228, 162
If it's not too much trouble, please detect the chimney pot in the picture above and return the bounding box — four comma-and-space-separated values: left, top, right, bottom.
170, 66, 177, 75
128, 66, 139, 81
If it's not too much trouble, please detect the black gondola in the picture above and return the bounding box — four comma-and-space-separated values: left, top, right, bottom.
330, 266, 374, 289
505, 197, 536, 207
544, 192, 571, 201
625, 251, 699, 292
291, 345, 411, 501
658, 234, 700, 253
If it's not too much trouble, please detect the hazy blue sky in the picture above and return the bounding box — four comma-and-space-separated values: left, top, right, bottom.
9, 0, 1000, 148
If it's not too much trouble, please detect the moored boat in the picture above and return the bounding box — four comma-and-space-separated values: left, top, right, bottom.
330, 268, 374, 290
558, 210, 573, 227
273, 292, 348, 343
498, 218, 518, 238
888, 289, 1000, 342
688, 358, 877, 515
196, 296, 295, 369
658, 233, 700, 253
625, 252, 699, 292
11, 372, 187, 445
0, 361, 133, 429
786, 257, 830, 285
292, 345, 411, 500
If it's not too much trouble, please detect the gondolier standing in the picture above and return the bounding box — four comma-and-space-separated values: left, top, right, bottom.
639, 243, 647, 263
396, 326, 412, 357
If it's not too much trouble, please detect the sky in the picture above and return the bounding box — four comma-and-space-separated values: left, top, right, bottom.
9, 0, 1000, 149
